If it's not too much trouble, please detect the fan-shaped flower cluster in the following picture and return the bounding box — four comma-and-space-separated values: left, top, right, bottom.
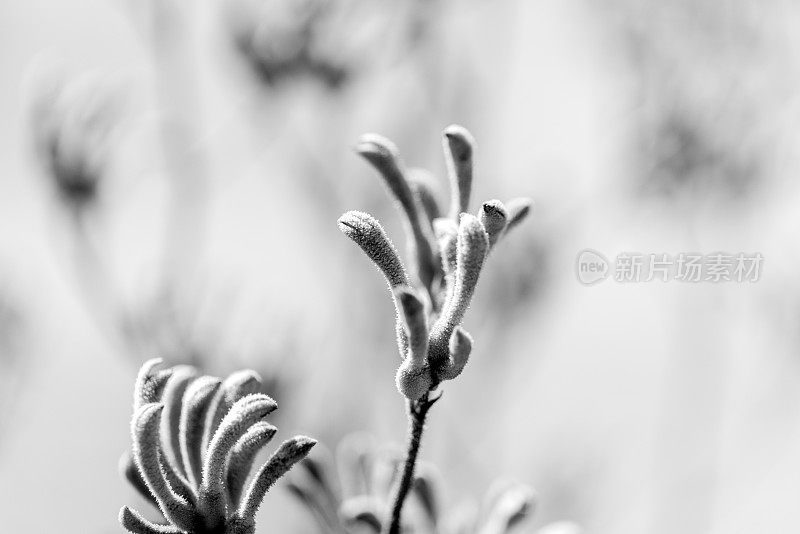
338, 125, 532, 401
286, 433, 580, 534
119, 358, 316, 534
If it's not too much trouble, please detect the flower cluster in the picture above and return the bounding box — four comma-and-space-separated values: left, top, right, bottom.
338, 125, 532, 401
287, 433, 580, 534
119, 358, 316, 534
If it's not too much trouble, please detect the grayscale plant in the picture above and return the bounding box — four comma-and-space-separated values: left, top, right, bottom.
28, 69, 122, 213
119, 358, 316, 534
337, 125, 533, 533
224, 0, 434, 91
287, 433, 579, 534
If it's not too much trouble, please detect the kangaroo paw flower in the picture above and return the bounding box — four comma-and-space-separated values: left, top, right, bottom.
121, 360, 315, 534
428, 214, 488, 365
436, 327, 473, 381
134, 358, 173, 409
119, 506, 182, 534
238, 436, 317, 521
479, 200, 508, 249
356, 134, 437, 291
443, 125, 475, 220
180, 376, 222, 487
226, 422, 278, 505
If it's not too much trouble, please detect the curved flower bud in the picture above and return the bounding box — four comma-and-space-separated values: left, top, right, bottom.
482, 482, 536, 534
226, 422, 278, 506
479, 200, 508, 249
134, 358, 172, 409
238, 436, 318, 521
395, 357, 433, 401
119, 505, 182, 534
356, 134, 437, 291
131, 403, 199, 531
179, 376, 222, 487
340, 495, 383, 533
203, 369, 263, 450
433, 217, 458, 285
338, 211, 408, 288
504, 197, 533, 234
408, 168, 443, 230
436, 327, 472, 381
118, 450, 156, 508
286, 452, 344, 533
339, 211, 411, 358
443, 125, 475, 220
412, 466, 442, 527
394, 286, 433, 400
428, 214, 488, 365
160, 365, 198, 477
202, 394, 278, 518
394, 286, 428, 364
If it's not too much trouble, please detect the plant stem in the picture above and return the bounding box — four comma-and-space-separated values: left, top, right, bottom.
385, 393, 438, 534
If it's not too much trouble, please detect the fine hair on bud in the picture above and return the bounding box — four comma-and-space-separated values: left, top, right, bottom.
427, 214, 488, 365
356, 134, 437, 292
338, 211, 409, 288
443, 125, 476, 220
479, 199, 508, 248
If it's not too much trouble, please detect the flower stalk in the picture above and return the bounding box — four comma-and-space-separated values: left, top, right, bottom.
338, 125, 532, 531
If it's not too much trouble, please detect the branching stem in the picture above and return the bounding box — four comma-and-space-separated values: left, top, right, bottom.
385, 392, 439, 534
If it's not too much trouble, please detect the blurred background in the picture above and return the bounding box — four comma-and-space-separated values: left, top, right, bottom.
1, 0, 799, 532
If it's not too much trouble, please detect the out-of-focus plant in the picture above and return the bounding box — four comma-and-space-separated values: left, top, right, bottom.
119, 358, 316, 534
598, 0, 777, 201
26, 63, 290, 392
288, 432, 582, 534
337, 126, 533, 533
0, 289, 25, 446
224, 0, 432, 91
29, 69, 122, 216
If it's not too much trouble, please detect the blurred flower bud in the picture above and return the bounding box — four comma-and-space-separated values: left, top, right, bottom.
27, 66, 122, 210
504, 198, 533, 234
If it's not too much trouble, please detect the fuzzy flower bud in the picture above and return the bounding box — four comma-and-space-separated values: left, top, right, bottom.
479, 200, 508, 248
238, 436, 318, 521
437, 327, 473, 381
428, 214, 488, 366
134, 358, 172, 409
408, 168, 443, 229
443, 125, 475, 220
338, 211, 409, 288
394, 286, 429, 364
180, 376, 222, 486
395, 359, 433, 402
356, 134, 437, 292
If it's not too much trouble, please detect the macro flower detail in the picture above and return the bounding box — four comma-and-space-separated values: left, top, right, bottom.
337, 125, 533, 533
119, 358, 316, 534
339, 125, 533, 401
